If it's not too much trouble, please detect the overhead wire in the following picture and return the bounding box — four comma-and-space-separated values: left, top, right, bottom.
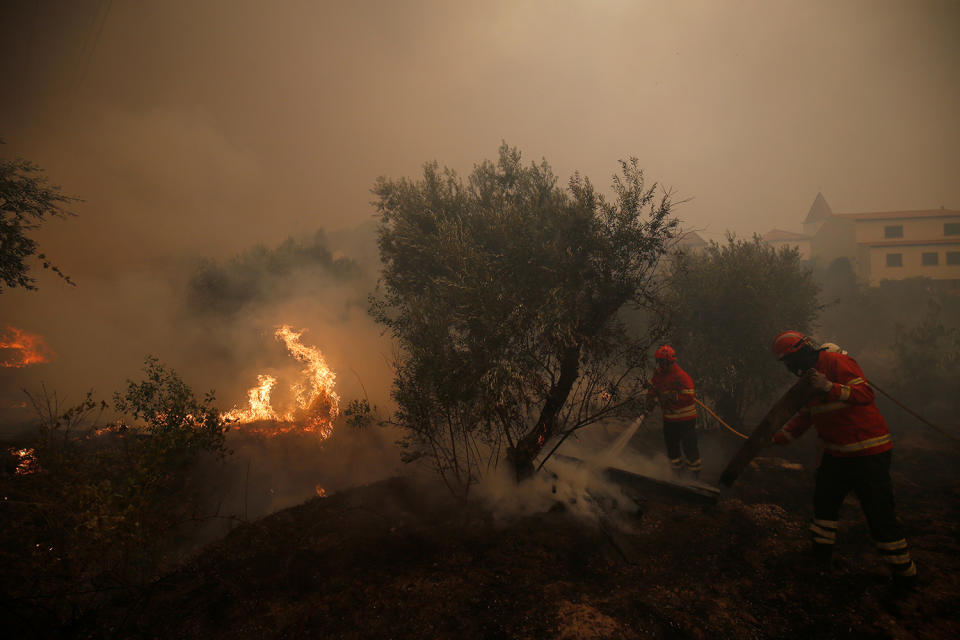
869, 380, 960, 443
75, 0, 113, 91
71, 0, 103, 90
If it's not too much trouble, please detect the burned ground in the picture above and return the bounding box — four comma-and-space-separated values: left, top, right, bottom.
78, 426, 960, 639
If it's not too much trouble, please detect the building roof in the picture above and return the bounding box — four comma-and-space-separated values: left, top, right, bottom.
803, 192, 833, 223
762, 228, 810, 242
835, 208, 960, 221
677, 230, 708, 247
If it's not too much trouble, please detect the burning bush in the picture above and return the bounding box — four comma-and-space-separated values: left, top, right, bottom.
0, 325, 55, 368
222, 325, 341, 439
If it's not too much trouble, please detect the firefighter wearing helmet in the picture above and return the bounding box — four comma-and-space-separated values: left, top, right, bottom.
644, 345, 701, 477
770, 331, 917, 592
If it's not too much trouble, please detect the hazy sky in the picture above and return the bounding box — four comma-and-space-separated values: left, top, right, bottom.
1, 0, 958, 413
2, 0, 958, 268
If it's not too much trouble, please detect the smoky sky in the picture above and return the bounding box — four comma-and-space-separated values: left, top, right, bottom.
1, 0, 959, 416
2, 0, 958, 269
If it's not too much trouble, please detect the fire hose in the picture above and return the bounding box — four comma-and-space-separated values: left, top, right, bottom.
692, 397, 748, 439
695, 385, 957, 444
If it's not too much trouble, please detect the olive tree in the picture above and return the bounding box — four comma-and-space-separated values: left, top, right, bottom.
370, 144, 679, 492
0, 140, 76, 292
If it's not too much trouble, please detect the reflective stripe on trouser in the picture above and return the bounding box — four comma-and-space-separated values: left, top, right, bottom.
810, 518, 838, 546
814, 450, 914, 577
663, 418, 699, 471
877, 538, 917, 577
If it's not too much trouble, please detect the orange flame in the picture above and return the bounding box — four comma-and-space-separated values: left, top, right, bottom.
315, 485, 327, 498
0, 326, 55, 368
10, 448, 41, 475
223, 325, 340, 438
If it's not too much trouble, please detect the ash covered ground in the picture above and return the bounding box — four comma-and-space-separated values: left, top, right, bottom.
97, 420, 959, 640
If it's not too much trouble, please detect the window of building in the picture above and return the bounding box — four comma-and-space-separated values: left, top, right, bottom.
884, 225, 904, 238
886, 253, 903, 267
947, 252, 960, 265
945, 222, 960, 236
922, 252, 939, 266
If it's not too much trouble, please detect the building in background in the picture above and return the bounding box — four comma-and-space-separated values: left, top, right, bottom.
762, 193, 960, 288
761, 229, 812, 260
676, 230, 708, 254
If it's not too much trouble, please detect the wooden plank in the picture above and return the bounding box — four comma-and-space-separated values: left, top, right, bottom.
550, 454, 719, 504
718, 377, 816, 488
583, 488, 645, 564
603, 466, 719, 504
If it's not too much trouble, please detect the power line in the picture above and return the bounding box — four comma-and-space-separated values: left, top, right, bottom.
73, 0, 113, 93
23, 0, 40, 88
71, 0, 103, 90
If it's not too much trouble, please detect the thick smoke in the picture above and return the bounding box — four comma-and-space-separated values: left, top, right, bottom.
2, 220, 405, 527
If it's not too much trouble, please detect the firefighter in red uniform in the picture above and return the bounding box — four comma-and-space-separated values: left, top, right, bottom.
645, 345, 701, 477
770, 330, 917, 591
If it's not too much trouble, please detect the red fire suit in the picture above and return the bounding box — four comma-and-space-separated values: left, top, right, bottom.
778, 350, 916, 582
646, 363, 700, 473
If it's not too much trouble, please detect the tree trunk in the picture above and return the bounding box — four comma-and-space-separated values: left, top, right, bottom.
507, 294, 628, 480
508, 345, 581, 480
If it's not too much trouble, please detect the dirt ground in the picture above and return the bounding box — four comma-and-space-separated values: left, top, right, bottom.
98, 423, 959, 639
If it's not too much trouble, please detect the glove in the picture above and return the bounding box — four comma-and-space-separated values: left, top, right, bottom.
772, 430, 791, 446
804, 369, 833, 393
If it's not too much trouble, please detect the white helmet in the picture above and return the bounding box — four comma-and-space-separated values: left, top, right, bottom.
820, 342, 848, 355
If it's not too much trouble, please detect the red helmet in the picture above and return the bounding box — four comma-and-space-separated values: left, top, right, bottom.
654, 345, 677, 362
771, 330, 813, 360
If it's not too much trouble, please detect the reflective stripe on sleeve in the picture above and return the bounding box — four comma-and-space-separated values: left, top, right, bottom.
837, 385, 851, 401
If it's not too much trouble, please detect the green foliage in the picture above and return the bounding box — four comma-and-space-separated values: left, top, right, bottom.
371, 143, 678, 490
890, 301, 960, 421
187, 230, 362, 315
0, 358, 230, 635
343, 398, 377, 429
812, 271, 960, 432
0, 141, 78, 292
113, 355, 228, 458
666, 234, 821, 428
818, 275, 960, 358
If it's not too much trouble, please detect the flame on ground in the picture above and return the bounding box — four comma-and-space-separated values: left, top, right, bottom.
0, 326, 54, 368
10, 448, 40, 475
223, 325, 340, 438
